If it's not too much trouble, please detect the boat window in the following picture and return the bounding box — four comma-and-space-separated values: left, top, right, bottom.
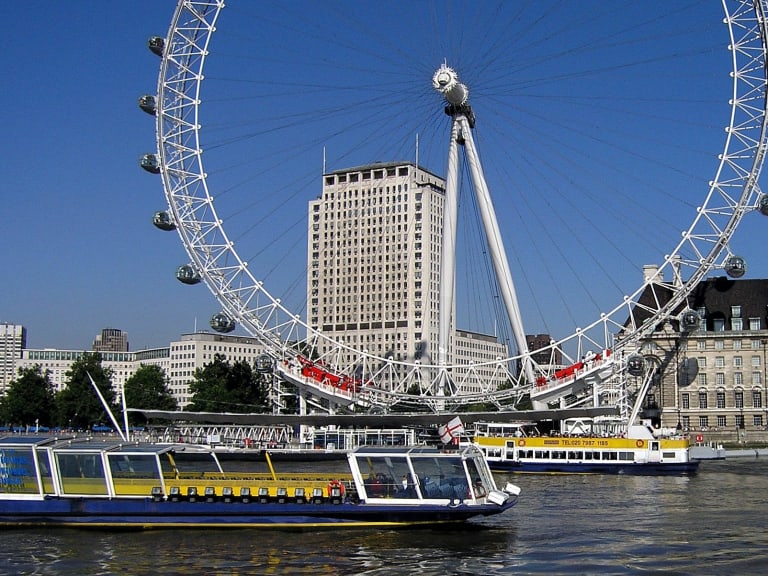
662, 452, 676, 459
602, 451, 618, 461
56, 453, 108, 495
109, 454, 162, 496
358, 455, 414, 498
35, 449, 55, 494
464, 456, 492, 498
166, 451, 221, 474
0, 447, 39, 495
567, 451, 583, 460
534, 450, 548, 459
618, 452, 634, 461
412, 455, 469, 499
108, 454, 160, 479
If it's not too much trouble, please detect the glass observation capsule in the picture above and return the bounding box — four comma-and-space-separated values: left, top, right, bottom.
176, 264, 201, 285
680, 309, 701, 332
759, 195, 768, 217
148, 36, 165, 57
725, 255, 746, 278
140, 153, 160, 174
627, 354, 645, 377
152, 211, 176, 231
210, 312, 236, 333
255, 354, 274, 373
138, 94, 156, 115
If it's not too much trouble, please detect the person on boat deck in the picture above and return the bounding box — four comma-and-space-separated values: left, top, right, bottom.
365, 472, 384, 496
400, 474, 415, 497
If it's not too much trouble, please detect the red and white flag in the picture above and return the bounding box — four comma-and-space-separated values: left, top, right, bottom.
438, 416, 465, 444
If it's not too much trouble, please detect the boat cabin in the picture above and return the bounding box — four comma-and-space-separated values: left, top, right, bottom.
0, 436, 223, 498
348, 445, 505, 502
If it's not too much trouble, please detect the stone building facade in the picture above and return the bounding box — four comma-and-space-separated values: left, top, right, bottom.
637, 277, 768, 444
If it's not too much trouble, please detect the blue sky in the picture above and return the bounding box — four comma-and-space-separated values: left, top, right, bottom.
3, 1, 766, 352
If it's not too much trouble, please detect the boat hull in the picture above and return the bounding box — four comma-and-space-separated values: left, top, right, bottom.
0, 497, 516, 529
487, 460, 699, 475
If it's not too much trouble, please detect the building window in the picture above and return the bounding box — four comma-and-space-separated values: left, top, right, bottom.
735, 389, 744, 409
716, 373, 725, 387
752, 355, 762, 367
752, 389, 762, 408
734, 372, 743, 386
698, 391, 708, 409
713, 318, 725, 332
734, 356, 743, 368
731, 318, 743, 331
735, 414, 745, 429
682, 416, 690, 429
749, 317, 761, 330
697, 340, 706, 351
717, 415, 727, 428
731, 305, 741, 318
715, 340, 724, 350
698, 416, 709, 429
754, 372, 762, 386
698, 357, 707, 369
698, 373, 707, 386
754, 415, 764, 427
716, 390, 725, 408
733, 339, 742, 350
715, 356, 725, 368
681, 393, 689, 409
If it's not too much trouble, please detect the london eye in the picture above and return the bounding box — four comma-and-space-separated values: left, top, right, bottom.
140, 1, 768, 414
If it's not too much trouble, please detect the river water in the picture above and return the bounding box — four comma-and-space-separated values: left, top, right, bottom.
1, 458, 766, 575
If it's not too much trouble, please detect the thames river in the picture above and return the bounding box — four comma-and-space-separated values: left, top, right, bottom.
1, 458, 766, 575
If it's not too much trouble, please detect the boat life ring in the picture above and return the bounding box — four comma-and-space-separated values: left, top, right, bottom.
518, 439, 526, 447
696, 434, 704, 443
327, 479, 345, 497
636, 440, 644, 448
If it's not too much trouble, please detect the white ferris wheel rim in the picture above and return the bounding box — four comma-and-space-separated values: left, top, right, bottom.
152, 0, 768, 405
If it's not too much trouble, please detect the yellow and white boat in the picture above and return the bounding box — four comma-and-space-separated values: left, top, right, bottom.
472, 418, 699, 475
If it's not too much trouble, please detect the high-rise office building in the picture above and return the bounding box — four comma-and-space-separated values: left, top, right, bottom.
308, 161, 507, 392
1, 323, 26, 394
308, 162, 447, 366
93, 328, 129, 352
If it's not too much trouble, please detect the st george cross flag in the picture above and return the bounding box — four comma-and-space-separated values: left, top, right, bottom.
438, 416, 465, 444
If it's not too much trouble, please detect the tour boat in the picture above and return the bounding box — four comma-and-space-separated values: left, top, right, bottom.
471, 418, 699, 475
0, 435, 520, 529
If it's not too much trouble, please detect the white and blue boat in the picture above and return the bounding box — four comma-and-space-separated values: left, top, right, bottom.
0, 436, 519, 529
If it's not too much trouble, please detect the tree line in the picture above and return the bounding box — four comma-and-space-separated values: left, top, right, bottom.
0, 352, 276, 431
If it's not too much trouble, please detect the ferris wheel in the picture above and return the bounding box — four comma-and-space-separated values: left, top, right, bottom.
140, 1, 768, 412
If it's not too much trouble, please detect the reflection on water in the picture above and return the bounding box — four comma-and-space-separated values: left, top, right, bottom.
1, 459, 767, 575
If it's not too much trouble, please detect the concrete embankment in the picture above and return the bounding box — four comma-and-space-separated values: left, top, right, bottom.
724, 447, 768, 458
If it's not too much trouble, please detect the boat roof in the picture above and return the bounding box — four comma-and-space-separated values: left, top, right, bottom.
351, 445, 481, 458
0, 435, 187, 456
0, 435, 60, 448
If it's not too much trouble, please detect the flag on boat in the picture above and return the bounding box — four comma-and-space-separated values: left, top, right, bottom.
438, 416, 465, 444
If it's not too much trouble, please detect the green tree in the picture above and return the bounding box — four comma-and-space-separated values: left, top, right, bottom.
188, 354, 270, 413
55, 352, 117, 430
0, 365, 56, 428
124, 364, 178, 425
